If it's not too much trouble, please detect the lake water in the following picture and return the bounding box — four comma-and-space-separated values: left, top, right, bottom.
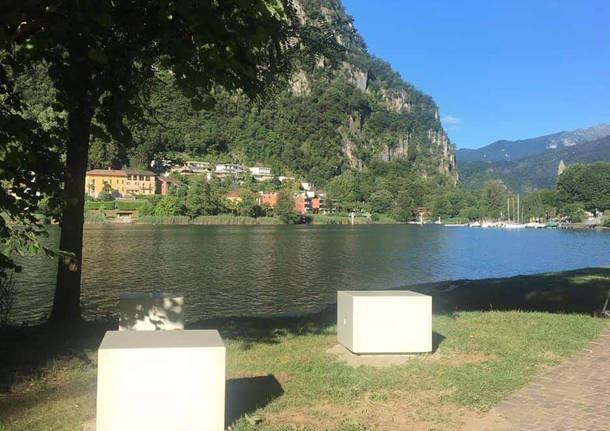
10, 224, 610, 324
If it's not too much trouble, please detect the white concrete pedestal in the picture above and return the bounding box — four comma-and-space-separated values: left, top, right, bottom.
119, 292, 184, 331
96, 329, 225, 431
337, 290, 432, 354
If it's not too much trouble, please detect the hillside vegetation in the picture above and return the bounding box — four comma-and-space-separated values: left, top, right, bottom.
459, 135, 610, 193
457, 124, 610, 163
87, 0, 458, 196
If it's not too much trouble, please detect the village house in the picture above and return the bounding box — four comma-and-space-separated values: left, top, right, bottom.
185, 161, 212, 173
156, 176, 181, 196
85, 169, 156, 198
225, 189, 242, 203
259, 191, 323, 214
215, 163, 244, 177
248, 166, 273, 181
260, 193, 278, 208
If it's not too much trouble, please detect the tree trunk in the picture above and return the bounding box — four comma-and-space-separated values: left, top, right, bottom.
50, 106, 93, 322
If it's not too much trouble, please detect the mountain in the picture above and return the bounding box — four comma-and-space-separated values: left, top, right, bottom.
457, 124, 610, 163
459, 135, 610, 192
100, 0, 458, 189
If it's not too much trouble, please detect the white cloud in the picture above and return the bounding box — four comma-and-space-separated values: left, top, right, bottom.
441, 115, 462, 125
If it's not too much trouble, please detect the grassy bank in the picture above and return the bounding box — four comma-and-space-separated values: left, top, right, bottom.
0, 268, 608, 430
309, 214, 399, 225
84, 214, 400, 225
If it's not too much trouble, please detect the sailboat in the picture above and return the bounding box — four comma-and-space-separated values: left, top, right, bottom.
503, 195, 526, 229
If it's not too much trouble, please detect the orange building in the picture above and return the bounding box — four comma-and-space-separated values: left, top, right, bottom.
294, 196, 305, 214
260, 193, 278, 208
260, 192, 323, 214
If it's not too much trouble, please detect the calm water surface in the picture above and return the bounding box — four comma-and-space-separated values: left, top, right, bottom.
11, 225, 610, 323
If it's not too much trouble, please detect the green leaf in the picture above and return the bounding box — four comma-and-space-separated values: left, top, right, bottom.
88, 48, 108, 64
95, 12, 113, 28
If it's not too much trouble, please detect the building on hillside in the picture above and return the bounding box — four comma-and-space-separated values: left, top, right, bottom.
294, 195, 306, 214
225, 189, 242, 203
260, 193, 278, 208
259, 191, 323, 215
185, 161, 212, 173
215, 163, 244, 177
248, 166, 273, 181
156, 176, 181, 196
85, 169, 156, 198
169, 160, 211, 175
557, 160, 567, 177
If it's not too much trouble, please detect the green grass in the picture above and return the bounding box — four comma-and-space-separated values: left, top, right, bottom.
134, 215, 190, 224
84, 201, 114, 210
0, 267, 609, 430
114, 200, 148, 211
82, 212, 107, 224
192, 215, 282, 225
310, 214, 398, 225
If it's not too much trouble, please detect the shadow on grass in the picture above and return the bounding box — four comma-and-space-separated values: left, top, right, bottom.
1, 267, 607, 396
432, 331, 446, 353
188, 305, 336, 350
0, 320, 114, 393
404, 266, 610, 315
225, 374, 283, 426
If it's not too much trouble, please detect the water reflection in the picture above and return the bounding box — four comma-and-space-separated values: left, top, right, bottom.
10, 224, 610, 324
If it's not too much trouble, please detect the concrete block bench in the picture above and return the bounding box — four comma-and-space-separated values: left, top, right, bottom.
119, 292, 184, 331
96, 329, 225, 431
337, 290, 432, 354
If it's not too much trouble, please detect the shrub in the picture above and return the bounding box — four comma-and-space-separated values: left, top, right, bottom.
85, 201, 115, 210
115, 200, 148, 211
135, 216, 190, 225
84, 212, 108, 224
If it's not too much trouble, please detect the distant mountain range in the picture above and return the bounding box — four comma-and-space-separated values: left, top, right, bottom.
457, 125, 610, 192
457, 124, 610, 163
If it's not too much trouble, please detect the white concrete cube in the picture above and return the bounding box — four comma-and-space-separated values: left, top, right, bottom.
96, 330, 226, 431
337, 290, 432, 354
119, 292, 184, 331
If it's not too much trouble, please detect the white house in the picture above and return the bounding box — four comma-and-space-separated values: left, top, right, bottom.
248, 166, 273, 181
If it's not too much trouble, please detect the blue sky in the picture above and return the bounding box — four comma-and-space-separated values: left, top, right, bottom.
341, 0, 610, 149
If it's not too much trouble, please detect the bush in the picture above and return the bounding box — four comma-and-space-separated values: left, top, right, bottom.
562, 203, 586, 223
85, 201, 115, 210
115, 200, 148, 211
84, 212, 108, 224
136, 216, 190, 225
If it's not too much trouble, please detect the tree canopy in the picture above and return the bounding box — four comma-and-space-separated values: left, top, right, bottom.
0, 0, 332, 320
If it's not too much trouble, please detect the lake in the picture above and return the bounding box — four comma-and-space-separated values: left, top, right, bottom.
10, 224, 610, 324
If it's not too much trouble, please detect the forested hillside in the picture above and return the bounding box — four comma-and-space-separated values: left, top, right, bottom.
460, 135, 610, 193
457, 124, 610, 162
85, 0, 458, 192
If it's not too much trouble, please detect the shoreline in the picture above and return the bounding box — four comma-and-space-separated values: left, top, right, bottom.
83, 214, 400, 226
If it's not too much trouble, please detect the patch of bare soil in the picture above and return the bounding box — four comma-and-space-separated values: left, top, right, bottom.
265, 390, 483, 431
326, 344, 495, 368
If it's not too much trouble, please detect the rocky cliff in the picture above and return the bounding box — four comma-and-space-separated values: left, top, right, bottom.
118, 0, 458, 188
292, 0, 458, 183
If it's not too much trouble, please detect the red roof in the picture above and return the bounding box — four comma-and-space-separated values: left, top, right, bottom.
225, 189, 241, 198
